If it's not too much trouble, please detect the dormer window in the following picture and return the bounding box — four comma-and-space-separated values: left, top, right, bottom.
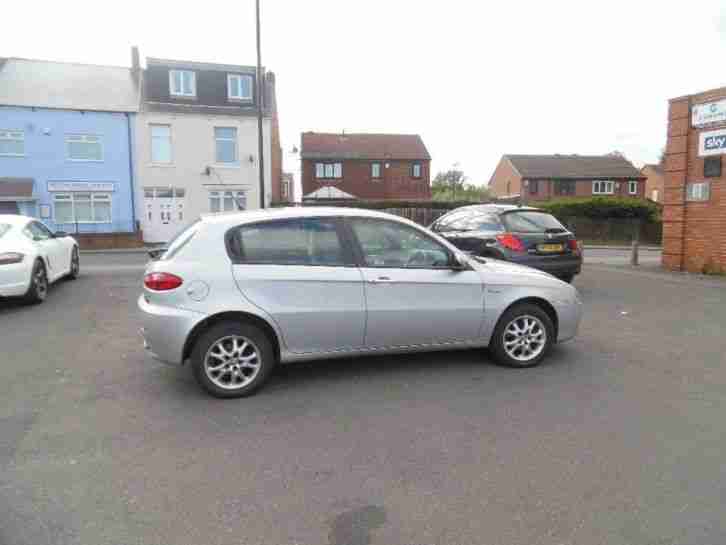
169, 70, 196, 97
228, 74, 253, 101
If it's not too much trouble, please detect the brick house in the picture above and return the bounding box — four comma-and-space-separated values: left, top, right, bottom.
488, 154, 645, 202
300, 132, 431, 201
663, 87, 726, 273
641, 164, 664, 203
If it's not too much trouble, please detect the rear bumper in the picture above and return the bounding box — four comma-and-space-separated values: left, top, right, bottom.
508, 254, 582, 277
0, 261, 32, 297
138, 294, 207, 365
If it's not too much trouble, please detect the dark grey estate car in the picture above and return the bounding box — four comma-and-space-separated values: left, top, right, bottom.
430, 204, 582, 282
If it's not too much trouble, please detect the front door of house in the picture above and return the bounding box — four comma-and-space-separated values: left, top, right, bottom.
142, 187, 186, 243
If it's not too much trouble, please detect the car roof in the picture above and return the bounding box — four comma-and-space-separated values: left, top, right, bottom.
0, 214, 32, 226
199, 206, 416, 226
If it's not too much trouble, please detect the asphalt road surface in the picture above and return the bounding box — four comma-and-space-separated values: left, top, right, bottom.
2, 253, 725, 545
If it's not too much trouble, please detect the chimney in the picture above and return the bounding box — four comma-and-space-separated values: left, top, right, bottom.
131, 46, 140, 73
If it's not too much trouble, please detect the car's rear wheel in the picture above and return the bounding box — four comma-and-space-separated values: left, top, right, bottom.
490, 303, 554, 368
192, 322, 275, 398
24, 260, 48, 304
68, 247, 80, 280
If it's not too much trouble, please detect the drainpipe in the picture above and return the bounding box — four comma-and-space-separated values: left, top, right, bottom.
126, 112, 137, 233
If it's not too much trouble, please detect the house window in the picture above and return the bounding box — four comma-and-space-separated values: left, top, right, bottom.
281, 180, 289, 199
169, 70, 196, 97
592, 180, 615, 195
315, 162, 342, 179
66, 134, 103, 161
529, 180, 539, 194
686, 181, 710, 202
371, 162, 382, 178
215, 127, 238, 163
651, 189, 659, 202
554, 180, 576, 196
704, 156, 721, 177
411, 162, 422, 178
228, 74, 253, 100
54, 193, 111, 223
628, 180, 638, 195
0, 129, 24, 156
209, 190, 246, 213
150, 124, 172, 164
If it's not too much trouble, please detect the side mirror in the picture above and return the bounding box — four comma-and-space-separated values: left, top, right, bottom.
450, 253, 469, 271
54, 231, 68, 238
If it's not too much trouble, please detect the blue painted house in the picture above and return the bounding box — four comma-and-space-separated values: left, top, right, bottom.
0, 55, 140, 235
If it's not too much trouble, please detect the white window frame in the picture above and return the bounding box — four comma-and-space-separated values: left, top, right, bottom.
592, 180, 615, 195
0, 129, 25, 156
214, 127, 239, 164
412, 162, 422, 178
281, 180, 289, 199
169, 70, 196, 98
209, 190, 247, 213
65, 134, 103, 162
315, 162, 342, 179
628, 180, 638, 195
371, 162, 382, 178
686, 181, 710, 202
53, 192, 113, 224
150, 124, 173, 164
227, 74, 253, 101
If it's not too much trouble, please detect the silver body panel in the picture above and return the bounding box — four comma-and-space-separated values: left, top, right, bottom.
138, 207, 582, 367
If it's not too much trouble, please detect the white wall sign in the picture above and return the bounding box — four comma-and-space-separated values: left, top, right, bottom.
47, 181, 115, 192
698, 128, 726, 156
692, 99, 726, 127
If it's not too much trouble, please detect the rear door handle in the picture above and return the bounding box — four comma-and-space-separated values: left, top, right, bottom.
368, 276, 393, 284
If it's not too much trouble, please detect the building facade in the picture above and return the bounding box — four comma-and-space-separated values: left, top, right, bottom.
641, 164, 664, 203
663, 88, 726, 273
489, 154, 645, 202
0, 57, 139, 235
135, 57, 281, 243
301, 132, 431, 201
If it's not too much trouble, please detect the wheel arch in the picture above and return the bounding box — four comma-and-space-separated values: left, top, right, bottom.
499, 296, 559, 339
182, 311, 281, 365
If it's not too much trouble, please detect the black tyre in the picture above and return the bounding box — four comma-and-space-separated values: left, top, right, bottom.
192, 321, 275, 398
490, 303, 555, 368
68, 247, 80, 280
24, 259, 49, 304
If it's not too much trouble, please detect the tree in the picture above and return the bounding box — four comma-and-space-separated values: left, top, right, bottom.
431, 169, 490, 202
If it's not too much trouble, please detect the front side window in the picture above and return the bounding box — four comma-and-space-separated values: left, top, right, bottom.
66, 134, 103, 161
229, 218, 347, 266
592, 180, 615, 195
228, 74, 253, 100
209, 190, 246, 213
0, 130, 25, 156
350, 218, 451, 268
169, 70, 196, 97
411, 163, 422, 178
150, 124, 172, 164
371, 162, 382, 178
215, 127, 238, 163
315, 162, 342, 179
54, 193, 112, 223
26, 221, 53, 241
686, 181, 710, 202
628, 180, 638, 194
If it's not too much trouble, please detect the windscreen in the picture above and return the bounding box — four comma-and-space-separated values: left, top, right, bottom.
501, 211, 566, 233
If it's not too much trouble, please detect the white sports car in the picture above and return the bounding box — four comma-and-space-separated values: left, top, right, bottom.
0, 214, 80, 304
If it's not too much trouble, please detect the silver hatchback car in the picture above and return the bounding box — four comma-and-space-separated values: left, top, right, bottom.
139, 207, 582, 398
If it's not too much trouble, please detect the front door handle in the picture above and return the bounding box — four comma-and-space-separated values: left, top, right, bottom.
368, 276, 393, 284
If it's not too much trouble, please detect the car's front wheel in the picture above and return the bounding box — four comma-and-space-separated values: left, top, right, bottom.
192, 322, 275, 398
68, 247, 80, 280
24, 259, 48, 304
490, 303, 554, 368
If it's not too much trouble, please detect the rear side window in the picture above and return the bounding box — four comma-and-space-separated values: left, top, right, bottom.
160, 220, 200, 260
0, 224, 11, 240
228, 218, 350, 266
501, 211, 566, 233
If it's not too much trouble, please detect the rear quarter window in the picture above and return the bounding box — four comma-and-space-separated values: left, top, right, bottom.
501, 211, 566, 233
0, 224, 11, 240
160, 220, 201, 260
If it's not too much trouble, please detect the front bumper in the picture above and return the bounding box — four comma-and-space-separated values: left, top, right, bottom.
138, 294, 207, 365
555, 295, 583, 343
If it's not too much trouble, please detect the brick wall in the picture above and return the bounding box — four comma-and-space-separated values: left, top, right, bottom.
663, 88, 726, 273
488, 157, 522, 197
642, 166, 664, 202
302, 159, 431, 200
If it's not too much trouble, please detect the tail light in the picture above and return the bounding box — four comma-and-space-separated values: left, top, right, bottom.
568, 239, 581, 254
0, 252, 24, 265
496, 233, 526, 252
144, 272, 183, 291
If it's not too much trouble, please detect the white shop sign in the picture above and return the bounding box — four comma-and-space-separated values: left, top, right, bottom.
698, 128, 726, 156
692, 99, 726, 127
47, 181, 115, 192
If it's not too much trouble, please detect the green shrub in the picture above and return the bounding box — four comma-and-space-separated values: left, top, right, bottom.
534, 197, 660, 222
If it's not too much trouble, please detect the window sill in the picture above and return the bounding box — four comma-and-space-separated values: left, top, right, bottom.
213, 164, 242, 169
169, 94, 197, 100
149, 163, 176, 168
67, 159, 104, 163
0, 153, 25, 158
55, 221, 113, 225
228, 97, 254, 103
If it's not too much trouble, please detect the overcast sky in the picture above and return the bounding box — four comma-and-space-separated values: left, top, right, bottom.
6, 0, 726, 190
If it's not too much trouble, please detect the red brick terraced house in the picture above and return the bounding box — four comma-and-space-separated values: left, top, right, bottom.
301, 132, 431, 201
488, 154, 646, 202
663, 87, 726, 273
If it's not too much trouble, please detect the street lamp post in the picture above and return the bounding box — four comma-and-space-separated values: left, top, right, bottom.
256, 0, 265, 209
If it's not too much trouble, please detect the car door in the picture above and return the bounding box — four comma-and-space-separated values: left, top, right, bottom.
228, 216, 366, 354
347, 217, 485, 349
28, 222, 66, 280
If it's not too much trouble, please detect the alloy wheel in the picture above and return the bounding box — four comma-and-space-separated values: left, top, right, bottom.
502, 314, 547, 362
203, 335, 262, 390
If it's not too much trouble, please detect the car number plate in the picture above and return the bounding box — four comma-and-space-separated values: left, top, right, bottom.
538, 243, 564, 253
